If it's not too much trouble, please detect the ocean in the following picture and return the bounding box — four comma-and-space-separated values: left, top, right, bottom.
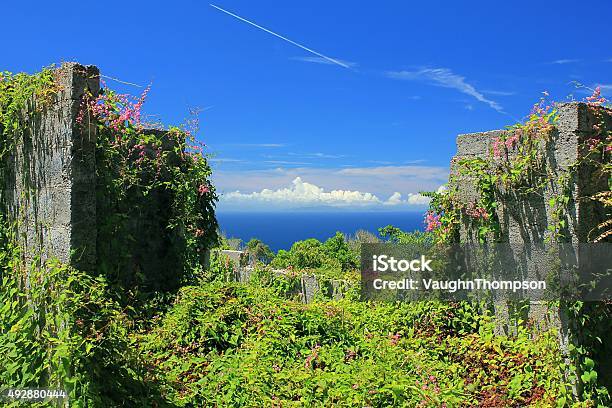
217, 211, 426, 251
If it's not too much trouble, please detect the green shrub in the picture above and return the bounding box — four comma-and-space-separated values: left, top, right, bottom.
270, 233, 358, 277
136, 277, 570, 407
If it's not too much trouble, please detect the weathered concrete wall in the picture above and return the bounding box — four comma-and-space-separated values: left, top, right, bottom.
2, 63, 99, 272
451, 102, 610, 244
451, 103, 611, 329
450, 102, 612, 391
1, 63, 201, 291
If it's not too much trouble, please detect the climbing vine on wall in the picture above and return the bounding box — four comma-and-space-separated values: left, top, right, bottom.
78, 83, 219, 292
0, 68, 59, 181
423, 89, 612, 405
425, 90, 611, 244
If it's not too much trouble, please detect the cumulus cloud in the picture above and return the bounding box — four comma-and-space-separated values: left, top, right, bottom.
224, 177, 380, 207
214, 165, 449, 207
221, 177, 438, 209
384, 192, 431, 206
386, 67, 504, 113
385, 192, 404, 206
406, 193, 431, 205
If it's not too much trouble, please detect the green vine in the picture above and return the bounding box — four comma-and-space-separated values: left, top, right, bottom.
0, 66, 221, 405
78, 82, 219, 293
425, 90, 612, 405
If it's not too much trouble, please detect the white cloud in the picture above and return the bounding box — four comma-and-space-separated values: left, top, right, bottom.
209, 157, 243, 163
291, 56, 358, 68
288, 152, 346, 159
575, 83, 612, 95
386, 67, 504, 113
264, 160, 312, 165
386, 184, 447, 207
383, 192, 431, 206
337, 165, 447, 179
223, 177, 382, 207
550, 59, 580, 64
406, 193, 431, 205
596, 84, 612, 92
482, 90, 516, 96
385, 192, 404, 205
214, 165, 449, 210
220, 177, 440, 210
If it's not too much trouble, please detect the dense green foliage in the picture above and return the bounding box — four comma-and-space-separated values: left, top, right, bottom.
136, 273, 570, 407
0, 66, 219, 406
245, 238, 275, 264
0, 220, 160, 407
271, 232, 358, 279
82, 85, 218, 292
0, 68, 58, 170
1, 67, 610, 407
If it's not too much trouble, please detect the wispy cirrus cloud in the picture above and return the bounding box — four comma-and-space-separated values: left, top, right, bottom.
288, 152, 346, 159
385, 68, 504, 113
574, 83, 612, 95
264, 160, 313, 166
291, 56, 357, 68
337, 165, 447, 179
549, 59, 580, 65
482, 89, 516, 96
209, 157, 244, 163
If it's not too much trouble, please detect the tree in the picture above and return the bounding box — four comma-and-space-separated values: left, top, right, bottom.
245, 238, 274, 265
323, 232, 358, 272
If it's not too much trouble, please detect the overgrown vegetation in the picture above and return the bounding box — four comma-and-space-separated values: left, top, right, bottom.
136, 272, 569, 407
422, 88, 612, 405
0, 66, 610, 407
0, 66, 218, 406
80, 82, 219, 293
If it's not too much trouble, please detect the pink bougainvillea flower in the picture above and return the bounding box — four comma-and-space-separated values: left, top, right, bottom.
586, 86, 607, 107
389, 333, 401, 346
587, 138, 599, 151
424, 211, 442, 232
466, 202, 489, 220
198, 184, 209, 196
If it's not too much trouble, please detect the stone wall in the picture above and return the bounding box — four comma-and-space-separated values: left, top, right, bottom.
449, 102, 611, 390
450, 103, 611, 332
1, 63, 199, 291
2, 63, 99, 272
219, 249, 351, 303
452, 102, 610, 244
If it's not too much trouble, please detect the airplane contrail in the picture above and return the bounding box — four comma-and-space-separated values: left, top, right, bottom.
210, 4, 351, 69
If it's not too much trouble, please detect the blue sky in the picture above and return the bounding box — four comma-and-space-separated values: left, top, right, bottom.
3, 1, 611, 211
